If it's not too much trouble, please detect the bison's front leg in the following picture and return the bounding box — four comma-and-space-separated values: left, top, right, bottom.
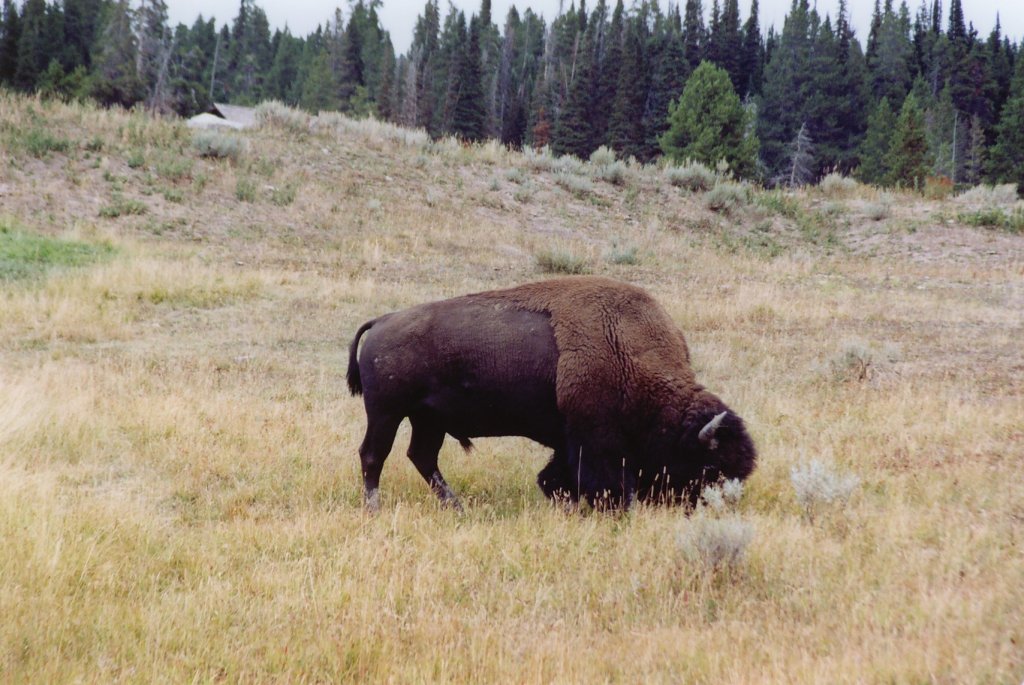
567, 440, 637, 511
537, 449, 578, 504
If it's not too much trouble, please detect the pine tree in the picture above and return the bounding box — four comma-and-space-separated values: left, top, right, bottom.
267, 28, 302, 104
659, 60, 759, 178
757, 0, 815, 178
552, 17, 597, 158
608, 19, 646, 160
710, 0, 743, 92
376, 46, 395, 121
644, 17, 688, 160
868, 0, 913, 104
0, 0, 20, 85
885, 91, 930, 187
299, 48, 340, 113
452, 16, 486, 142
90, 0, 144, 107
739, 0, 762, 96
987, 57, 1024, 191
857, 96, 896, 184
682, 0, 704, 71
13, 0, 49, 90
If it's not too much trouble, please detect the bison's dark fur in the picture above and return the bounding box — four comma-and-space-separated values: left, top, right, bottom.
348, 276, 756, 510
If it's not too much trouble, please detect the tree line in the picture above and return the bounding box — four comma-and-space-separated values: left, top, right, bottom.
0, 0, 1021, 189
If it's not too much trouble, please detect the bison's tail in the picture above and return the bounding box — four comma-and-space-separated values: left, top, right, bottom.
347, 319, 376, 396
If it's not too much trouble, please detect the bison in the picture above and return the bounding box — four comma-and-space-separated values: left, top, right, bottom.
347, 276, 755, 511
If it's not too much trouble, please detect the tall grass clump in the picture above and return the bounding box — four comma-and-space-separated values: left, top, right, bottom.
704, 182, 749, 213
865, 196, 892, 221
256, 101, 310, 133
589, 146, 627, 185
314, 111, 430, 148
675, 480, 752, 571
818, 172, 859, 197
827, 338, 899, 383
957, 207, 1024, 234
954, 183, 1019, 209
535, 248, 591, 274
676, 517, 754, 570
523, 145, 556, 172
791, 459, 859, 519
554, 172, 593, 197
192, 130, 242, 161
664, 161, 715, 192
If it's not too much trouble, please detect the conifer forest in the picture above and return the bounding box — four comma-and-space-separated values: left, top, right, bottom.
1, 0, 1022, 189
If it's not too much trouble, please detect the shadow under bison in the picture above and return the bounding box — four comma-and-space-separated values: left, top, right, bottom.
347, 276, 756, 511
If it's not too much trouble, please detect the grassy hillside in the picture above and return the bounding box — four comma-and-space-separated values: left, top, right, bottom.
1, 93, 1022, 683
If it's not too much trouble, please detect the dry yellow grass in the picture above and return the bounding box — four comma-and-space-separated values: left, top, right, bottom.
1, 93, 1022, 683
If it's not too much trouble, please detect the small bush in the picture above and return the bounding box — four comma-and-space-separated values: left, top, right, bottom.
594, 160, 627, 185
126, 149, 145, 169
791, 459, 859, 519
606, 244, 639, 265
665, 161, 716, 192
705, 182, 749, 213
505, 168, 527, 184
818, 172, 859, 197
270, 182, 298, 206
524, 145, 556, 172
156, 155, 193, 182
192, 130, 242, 161
235, 177, 257, 202
755, 190, 801, 218
827, 338, 899, 383
554, 172, 593, 197
22, 128, 72, 158
954, 183, 1019, 208
554, 155, 586, 176
99, 196, 147, 218
676, 516, 754, 570
958, 207, 1024, 233
512, 186, 533, 203
256, 101, 310, 133
923, 175, 954, 200
588, 145, 617, 167
162, 188, 184, 203
535, 248, 591, 275
865, 199, 891, 221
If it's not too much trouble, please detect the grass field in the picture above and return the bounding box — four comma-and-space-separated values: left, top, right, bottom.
1, 93, 1022, 683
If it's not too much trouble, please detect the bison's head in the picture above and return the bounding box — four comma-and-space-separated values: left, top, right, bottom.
639, 401, 757, 505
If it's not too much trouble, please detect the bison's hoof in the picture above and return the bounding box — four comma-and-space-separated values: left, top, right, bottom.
364, 488, 381, 513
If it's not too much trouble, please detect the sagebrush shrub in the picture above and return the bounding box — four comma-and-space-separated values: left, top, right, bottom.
664, 161, 716, 192
192, 131, 242, 161
256, 101, 310, 133
676, 516, 754, 570
791, 459, 859, 517
819, 173, 859, 197
535, 248, 590, 274
705, 182, 749, 213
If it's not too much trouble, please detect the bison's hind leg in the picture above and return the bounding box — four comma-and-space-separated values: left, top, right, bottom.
359, 413, 403, 513
408, 417, 463, 511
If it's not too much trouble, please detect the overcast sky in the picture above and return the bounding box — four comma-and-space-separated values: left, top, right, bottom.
166, 0, 1022, 55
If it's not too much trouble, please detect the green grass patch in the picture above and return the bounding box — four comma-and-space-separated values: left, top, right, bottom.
0, 220, 115, 282
99, 195, 148, 218
958, 207, 1024, 234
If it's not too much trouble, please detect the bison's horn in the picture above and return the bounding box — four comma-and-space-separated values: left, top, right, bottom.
698, 411, 728, 447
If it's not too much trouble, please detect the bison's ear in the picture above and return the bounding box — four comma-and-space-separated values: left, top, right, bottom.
698, 411, 728, 450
